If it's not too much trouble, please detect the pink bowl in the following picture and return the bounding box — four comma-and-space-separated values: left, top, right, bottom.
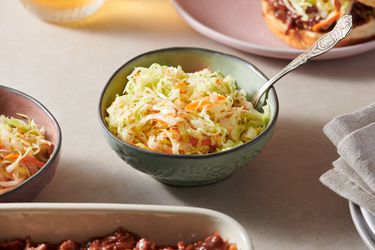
0, 85, 61, 202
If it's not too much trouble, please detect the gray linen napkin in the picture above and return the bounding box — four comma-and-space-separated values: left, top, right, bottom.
320, 169, 375, 215
320, 102, 375, 216
338, 122, 375, 192
323, 102, 375, 147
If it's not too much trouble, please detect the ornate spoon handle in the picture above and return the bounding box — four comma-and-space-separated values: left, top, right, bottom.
251, 15, 353, 107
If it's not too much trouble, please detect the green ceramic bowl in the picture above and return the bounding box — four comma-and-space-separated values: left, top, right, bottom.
99, 48, 279, 186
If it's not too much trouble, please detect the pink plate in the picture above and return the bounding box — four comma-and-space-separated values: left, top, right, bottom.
172, 0, 375, 60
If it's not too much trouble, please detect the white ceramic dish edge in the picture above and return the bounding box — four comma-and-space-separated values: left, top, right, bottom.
361, 207, 375, 238
0, 203, 253, 250
349, 202, 375, 250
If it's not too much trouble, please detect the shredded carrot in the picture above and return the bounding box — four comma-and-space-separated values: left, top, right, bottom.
217, 94, 226, 101
334, 0, 341, 10
20, 156, 45, 168
186, 97, 211, 111
175, 81, 187, 88
201, 138, 212, 146
156, 120, 168, 126
189, 136, 211, 147
170, 127, 179, 134
312, 12, 340, 32
4, 153, 19, 160
189, 136, 199, 147
185, 101, 199, 110
175, 82, 188, 94
229, 244, 238, 250
165, 113, 176, 118
149, 109, 159, 113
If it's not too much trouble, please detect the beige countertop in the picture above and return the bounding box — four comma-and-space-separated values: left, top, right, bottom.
1, 0, 374, 249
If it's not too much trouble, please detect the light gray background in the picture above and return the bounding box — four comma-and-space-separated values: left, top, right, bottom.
2, 0, 374, 249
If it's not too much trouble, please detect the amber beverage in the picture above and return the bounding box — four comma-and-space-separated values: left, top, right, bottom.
20, 0, 106, 23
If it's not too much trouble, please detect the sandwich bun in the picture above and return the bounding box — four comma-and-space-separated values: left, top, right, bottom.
358, 0, 375, 8
262, 0, 375, 49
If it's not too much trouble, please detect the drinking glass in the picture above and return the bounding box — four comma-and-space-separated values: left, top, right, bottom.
20, 0, 106, 23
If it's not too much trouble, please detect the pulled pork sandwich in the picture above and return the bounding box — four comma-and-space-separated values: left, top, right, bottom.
262, 0, 375, 48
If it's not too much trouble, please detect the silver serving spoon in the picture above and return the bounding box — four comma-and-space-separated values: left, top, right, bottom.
251, 15, 353, 108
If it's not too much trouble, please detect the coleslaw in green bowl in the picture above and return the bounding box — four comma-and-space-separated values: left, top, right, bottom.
106, 63, 269, 155
99, 47, 278, 186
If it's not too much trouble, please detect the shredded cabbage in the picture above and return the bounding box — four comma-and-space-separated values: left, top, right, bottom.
106, 64, 270, 155
281, 0, 353, 31
284, 0, 351, 20
0, 114, 52, 194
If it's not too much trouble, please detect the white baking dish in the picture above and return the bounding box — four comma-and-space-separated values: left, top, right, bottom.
0, 203, 252, 249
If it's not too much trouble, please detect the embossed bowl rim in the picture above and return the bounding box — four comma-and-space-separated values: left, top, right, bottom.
99, 47, 279, 159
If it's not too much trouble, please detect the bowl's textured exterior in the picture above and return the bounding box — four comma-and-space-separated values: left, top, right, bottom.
0, 86, 61, 202
99, 48, 278, 186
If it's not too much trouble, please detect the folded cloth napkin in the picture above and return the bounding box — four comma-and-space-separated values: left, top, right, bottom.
320, 102, 375, 216
323, 102, 375, 147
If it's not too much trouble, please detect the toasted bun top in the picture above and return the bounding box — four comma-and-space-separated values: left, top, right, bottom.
261, 0, 375, 49
358, 0, 375, 8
